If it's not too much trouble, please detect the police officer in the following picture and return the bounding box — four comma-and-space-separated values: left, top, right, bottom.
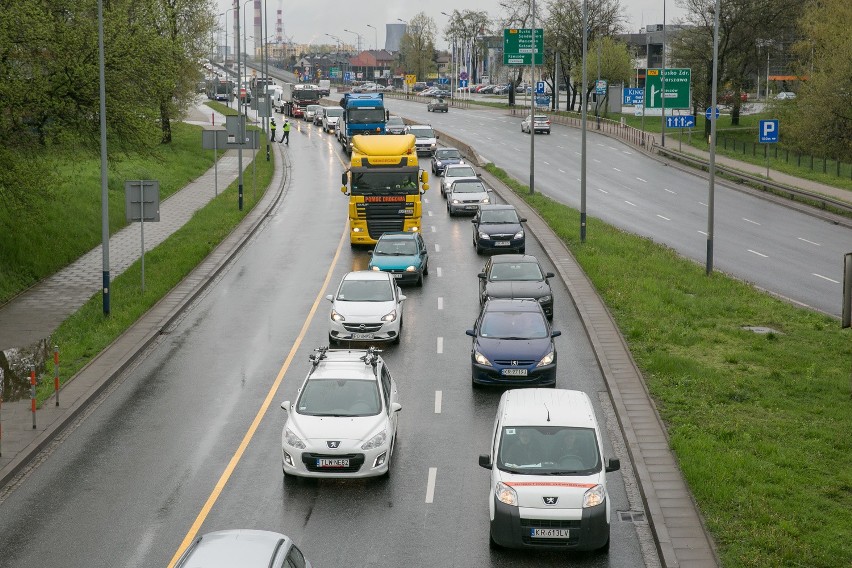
281, 119, 291, 144
270, 118, 277, 142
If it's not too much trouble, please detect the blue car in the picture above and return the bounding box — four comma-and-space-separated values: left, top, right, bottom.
466, 299, 560, 387
431, 147, 465, 176
368, 232, 429, 286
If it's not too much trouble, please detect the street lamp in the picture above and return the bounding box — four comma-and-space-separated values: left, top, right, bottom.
326, 33, 344, 82
343, 29, 363, 53
366, 24, 378, 51
441, 12, 456, 97
242, 0, 253, 82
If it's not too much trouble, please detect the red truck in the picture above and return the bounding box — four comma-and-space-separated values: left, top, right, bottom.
281, 83, 320, 118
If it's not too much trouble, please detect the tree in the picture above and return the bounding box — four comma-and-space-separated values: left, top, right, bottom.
781, 0, 852, 160
581, 37, 634, 117
443, 10, 492, 83
398, 13, 437, 81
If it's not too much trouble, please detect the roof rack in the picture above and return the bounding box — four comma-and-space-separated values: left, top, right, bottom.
308, 346, 329, 374
360, 347, 382, 377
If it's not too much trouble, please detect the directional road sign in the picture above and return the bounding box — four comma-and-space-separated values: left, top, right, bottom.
666, 115, 696, 128
459, 79, 468, 88
536, 81, 545, 94
503, 28, 543, 65
645, 68, 691, 109
623, 87, 644, 105
344, 72, 352, 82
759, 119, 779, 143
705, 106, 721, 120
595, 80, 608, 95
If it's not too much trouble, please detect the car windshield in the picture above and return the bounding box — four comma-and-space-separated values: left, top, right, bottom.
337, 278, 394, 302
489, 262, 543, 281
497, 426, 600, 473
410, 128, 434, 138
479, 310, 548, 339
374, 239, 417, 256
479, 209, 519, 223
436, 149, 461, 159
296, 378, 381, 417
387, 117, 404, 126
306, 105, 320, 112
451, 181, 486, 194
446, 166, 476, 178
348, 108, 386, 124
325, 108, 343, 118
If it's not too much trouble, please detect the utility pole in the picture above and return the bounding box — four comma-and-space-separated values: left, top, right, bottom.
529, 0, 536, 195
661, 0, 667, 148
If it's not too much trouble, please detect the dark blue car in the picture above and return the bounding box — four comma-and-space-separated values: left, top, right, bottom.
465, 299, 560, 388
431, 147, 465, 176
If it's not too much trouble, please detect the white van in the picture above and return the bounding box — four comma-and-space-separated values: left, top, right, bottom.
268, 85, 284, 113
479, 388, 620, 552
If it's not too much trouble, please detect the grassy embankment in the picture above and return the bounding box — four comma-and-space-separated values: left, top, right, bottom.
486, 163, 851, 568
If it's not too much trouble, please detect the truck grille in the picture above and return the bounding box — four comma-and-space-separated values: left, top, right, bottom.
357, 202, 411, 239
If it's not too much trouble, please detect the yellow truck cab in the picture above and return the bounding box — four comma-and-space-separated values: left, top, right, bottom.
342, 135, 429, 246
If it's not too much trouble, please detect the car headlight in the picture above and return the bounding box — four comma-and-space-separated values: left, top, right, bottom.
451, 199, 461, 204
478, 231, 490, 240
405, 266, 417, 272
513, 230, 525, 239
371, 265, 381, 271
536, 350, 555, 367
474, 350, 492, 366
331, 308, 345, 322
381, 309, 397, 322
537, 295, 552, 304
480, 198, 490, 204
496, 481, 518, 506
583, 484, 605, 508
284, 428, 306, 449
361, 429, 387, 450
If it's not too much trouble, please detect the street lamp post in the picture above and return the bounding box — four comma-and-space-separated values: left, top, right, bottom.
236, 1, 245, 211
706, 0, 721, 274
580, 0, 588, 242
661, 0, 667, 147
344, 29, 363, 53
366, 24, 378, 51
326, 33, 343, 83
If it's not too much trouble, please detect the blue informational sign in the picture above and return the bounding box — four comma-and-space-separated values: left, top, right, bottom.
665, 115, 696, 128
438, 77, 449, 84
705, 106, 720, 120
536, 81, 545, 94
595, 80, 608, 95
459, 79, 468, 88
344, 72, 352, 82
623, 87, 644, 105
759, 119, 779, 143
535, 95, 550, 107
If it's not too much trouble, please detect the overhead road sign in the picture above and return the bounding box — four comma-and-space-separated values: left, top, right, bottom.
503, 28, 543, 65
759, 119, 779, 143
645, 68, 691, 110
666, 115, 695, 128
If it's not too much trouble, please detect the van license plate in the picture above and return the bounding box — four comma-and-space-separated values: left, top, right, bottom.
352, 333, 374, 340
531, 528, 570, 538
501, 368, 528, 376
317, 458, 349, 468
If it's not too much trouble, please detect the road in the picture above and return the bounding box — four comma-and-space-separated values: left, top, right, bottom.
383, 96, 849, 317
0, 120, 656, 567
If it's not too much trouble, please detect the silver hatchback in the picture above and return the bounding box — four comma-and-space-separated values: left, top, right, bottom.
447, 179, 491, 216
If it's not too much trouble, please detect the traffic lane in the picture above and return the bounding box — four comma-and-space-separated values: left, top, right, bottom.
390, 98, 847, 315
0, 133, 351, 568
189, 173, 651, 566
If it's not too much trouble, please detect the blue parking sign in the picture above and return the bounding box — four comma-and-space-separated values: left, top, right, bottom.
759, 119, 779, 143
536, 81, 545, 94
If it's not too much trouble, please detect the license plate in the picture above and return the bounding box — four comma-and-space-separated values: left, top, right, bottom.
465, 205, 478, 209
502, 368, 528, 376
352, 333, 374, 339
392, 273, 402, 278
495, 241, 510, 246
317, 458, 349, 468
530, 528, 569, 538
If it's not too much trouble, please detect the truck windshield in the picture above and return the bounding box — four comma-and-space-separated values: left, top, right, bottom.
294, 90, 319, 103
352, 171, 419, 195
348, 108, 386, 124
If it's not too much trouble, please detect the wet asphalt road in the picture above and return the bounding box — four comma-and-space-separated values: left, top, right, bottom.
0, 119, 655, 567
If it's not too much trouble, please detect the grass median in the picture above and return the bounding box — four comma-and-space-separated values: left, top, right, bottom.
487, 163, 851, 568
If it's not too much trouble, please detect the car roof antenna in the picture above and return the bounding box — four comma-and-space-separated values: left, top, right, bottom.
544, 402, 551, 422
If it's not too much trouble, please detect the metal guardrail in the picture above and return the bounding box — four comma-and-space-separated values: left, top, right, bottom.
654, 146, 852, 215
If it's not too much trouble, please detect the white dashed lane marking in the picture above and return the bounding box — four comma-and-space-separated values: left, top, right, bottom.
743, 218, 761, 225
435, 391, 442, 413
437, 337, 443, 354
798, 237, 821, 246
425, 468, 437, 503
748, 249, 768, 258
813, 274, 838, 283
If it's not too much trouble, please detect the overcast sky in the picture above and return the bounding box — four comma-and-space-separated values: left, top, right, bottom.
217, 0, 688, 51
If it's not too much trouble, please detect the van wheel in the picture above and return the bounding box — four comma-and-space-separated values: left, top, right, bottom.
597, 534, 610, 553
489, 532, 500, 549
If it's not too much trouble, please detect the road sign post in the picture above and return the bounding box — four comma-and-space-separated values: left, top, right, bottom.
503, 29, 543, 65
124, 180, 160, 292
759, 119, 779, 178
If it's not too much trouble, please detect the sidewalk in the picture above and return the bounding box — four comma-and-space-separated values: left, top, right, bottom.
0, 102, 286, 483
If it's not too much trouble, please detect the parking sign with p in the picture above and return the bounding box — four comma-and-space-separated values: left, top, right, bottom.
759, 119, 779, 143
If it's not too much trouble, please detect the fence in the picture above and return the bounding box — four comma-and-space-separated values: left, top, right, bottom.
719, 136, 852, 180
514, 108, 655, 151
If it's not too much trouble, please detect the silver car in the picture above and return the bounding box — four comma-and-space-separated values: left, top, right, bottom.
280, 347, 401, 479
326, 270, 406, 345
175, 529, 311, 568
441, 163, 480, 197
521, 114, 551, 134
447, 179, 491, 216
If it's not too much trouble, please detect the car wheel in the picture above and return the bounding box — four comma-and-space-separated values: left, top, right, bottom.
489, 532, 501, 549
597, 533, 610, 553
423, 262, 429, 276
447, 204, 453, 216
518, 246, 525, 254
476, 243, 483, 255
416, 272, 423, 287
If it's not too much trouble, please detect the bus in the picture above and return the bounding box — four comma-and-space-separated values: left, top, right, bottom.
341, 134, 429, 246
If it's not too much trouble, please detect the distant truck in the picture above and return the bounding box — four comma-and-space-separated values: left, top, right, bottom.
205, 78, 233, 101
318, 79, 331, 97
339, 93, 387, 154
281, 83, 320, 118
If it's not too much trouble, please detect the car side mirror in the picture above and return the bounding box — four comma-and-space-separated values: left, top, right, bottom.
391, 402, 402, 413
477, 272, 486, 279
341, 173, 347, 185
519, 218, 527, 223
420, 250, 426, 256
470, 219, 477, 223
325, 294, 334, 302
477, 173, 482, 177
399, 294, 407, 301
478, 454, 492, 469
605, 458, 621, 473
551, 330, 562, 338
465, 329, 476, 337
546, 272, 554, 278
281, 400, 290, 411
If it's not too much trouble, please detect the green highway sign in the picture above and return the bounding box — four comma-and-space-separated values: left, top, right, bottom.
644, 68, 691, 110
503, 28, 543, 65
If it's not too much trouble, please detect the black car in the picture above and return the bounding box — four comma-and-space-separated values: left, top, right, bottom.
465, 299, 560, 387
472, 204, 526, 254
386, 115, 406, 135
479, 254, 554, 319
432, 147, 464, 175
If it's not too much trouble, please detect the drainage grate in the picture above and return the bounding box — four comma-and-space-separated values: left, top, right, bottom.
618, 511, 647, 523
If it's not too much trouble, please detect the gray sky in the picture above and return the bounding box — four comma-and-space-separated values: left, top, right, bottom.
218, 0, 688, 51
